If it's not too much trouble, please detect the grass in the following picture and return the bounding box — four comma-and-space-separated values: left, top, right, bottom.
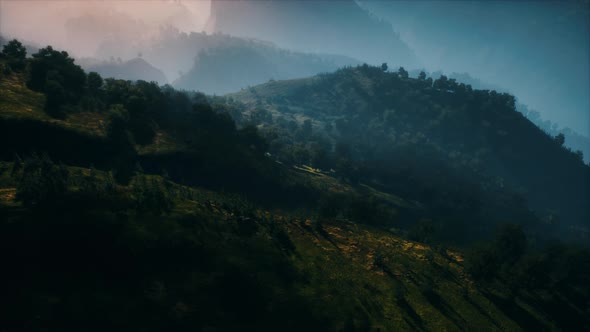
0, 70, 47, 121
0, 68, 109, 137
0, 66, 580, 331
285, 219, 526, 330
0, 160, 573, 330
136, 130, 187, 155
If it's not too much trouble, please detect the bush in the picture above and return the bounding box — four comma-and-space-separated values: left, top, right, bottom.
15, 153, 69, 207
133, 176, 174, 216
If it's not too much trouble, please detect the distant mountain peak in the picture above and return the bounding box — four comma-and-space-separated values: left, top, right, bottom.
206, 0, 419, 68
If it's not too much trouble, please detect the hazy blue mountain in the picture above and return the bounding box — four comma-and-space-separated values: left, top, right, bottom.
359, 0, 590, 137
206, 0, 419, 68
173, 42, 360, 95
77, 57, 168, 84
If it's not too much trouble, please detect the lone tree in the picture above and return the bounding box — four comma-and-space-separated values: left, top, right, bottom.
381, 62, 388, 72
398, 66, 409, 79
1, 39, 27, 70
554, 133, 565, 146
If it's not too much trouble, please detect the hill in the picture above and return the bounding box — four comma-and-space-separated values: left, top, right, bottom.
359, 0, 590, 137
2, 160, 587, 331
0, 42, 588, 331
173, 42, 360, 95
226, 65, 590, 245
94, 28, 359, 94
205, 0, 418, 68
410, 69, 590, 164
77, 57, 168, 85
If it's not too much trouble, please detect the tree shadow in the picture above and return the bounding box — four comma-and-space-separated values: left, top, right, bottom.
463, 293, 502, 330
423, 289, 466, 330
397, 297, 424, 331
483, 291, 545, 331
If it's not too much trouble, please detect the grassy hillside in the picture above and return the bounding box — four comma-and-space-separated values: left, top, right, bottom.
0, 44, 588, 331
1, 161, 587, 331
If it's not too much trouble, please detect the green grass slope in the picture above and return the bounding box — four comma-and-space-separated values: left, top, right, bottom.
1, 161, 586, 331
0, 51, 588, 331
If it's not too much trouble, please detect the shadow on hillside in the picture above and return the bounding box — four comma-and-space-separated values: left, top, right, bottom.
397, 297, 424, 331
484, 291, 544, 331
423, 289, 466, 330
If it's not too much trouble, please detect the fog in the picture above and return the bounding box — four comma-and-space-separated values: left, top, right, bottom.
359, 1, 590, 137
0, 0, 211, 57
1, 0, 588, 136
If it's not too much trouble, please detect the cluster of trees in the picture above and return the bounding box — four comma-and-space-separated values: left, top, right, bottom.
465, 224, 528, 280
465, 223, 590, 329
5, 45, 584, 245
26, 46, 87, 117
1, 41, 278, 192
554, 132, 585, 162
0, 39, 27, 73
224, 63, 589, 245
14, 153, 69, 207
10, 153, 175, 215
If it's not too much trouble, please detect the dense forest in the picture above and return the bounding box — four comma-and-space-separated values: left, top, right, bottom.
0, 40, 589, 331
224, 64, 590, 245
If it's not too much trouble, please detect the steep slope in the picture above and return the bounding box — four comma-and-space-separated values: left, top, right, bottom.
226, 66, 590, 244
206, 0, 418, 68
410, 69, 590, 163
1, 47, 589, 331
1, 162, 588, 331
359, 0, 590, 137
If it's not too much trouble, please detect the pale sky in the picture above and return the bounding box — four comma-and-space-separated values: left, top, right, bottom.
0, 0, 212, 57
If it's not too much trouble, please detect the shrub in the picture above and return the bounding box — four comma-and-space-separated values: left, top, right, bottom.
15, 154, 69, 207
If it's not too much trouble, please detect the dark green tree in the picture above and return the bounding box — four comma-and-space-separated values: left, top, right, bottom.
27, 46, 86, 117
398, 66, 409, 79
87, 71, 103, 92
554, 133, 565, 146
1, 39, 27, 70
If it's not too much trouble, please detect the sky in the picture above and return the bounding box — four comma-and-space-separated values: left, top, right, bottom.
0, 0, 211, 57
0, 0, 588, 136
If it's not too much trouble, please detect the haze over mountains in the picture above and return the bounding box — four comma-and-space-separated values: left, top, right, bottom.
359, 0, 590, 137
2, 0, 587, 141
205, 0, 418, 68
1, 1, 590, 330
